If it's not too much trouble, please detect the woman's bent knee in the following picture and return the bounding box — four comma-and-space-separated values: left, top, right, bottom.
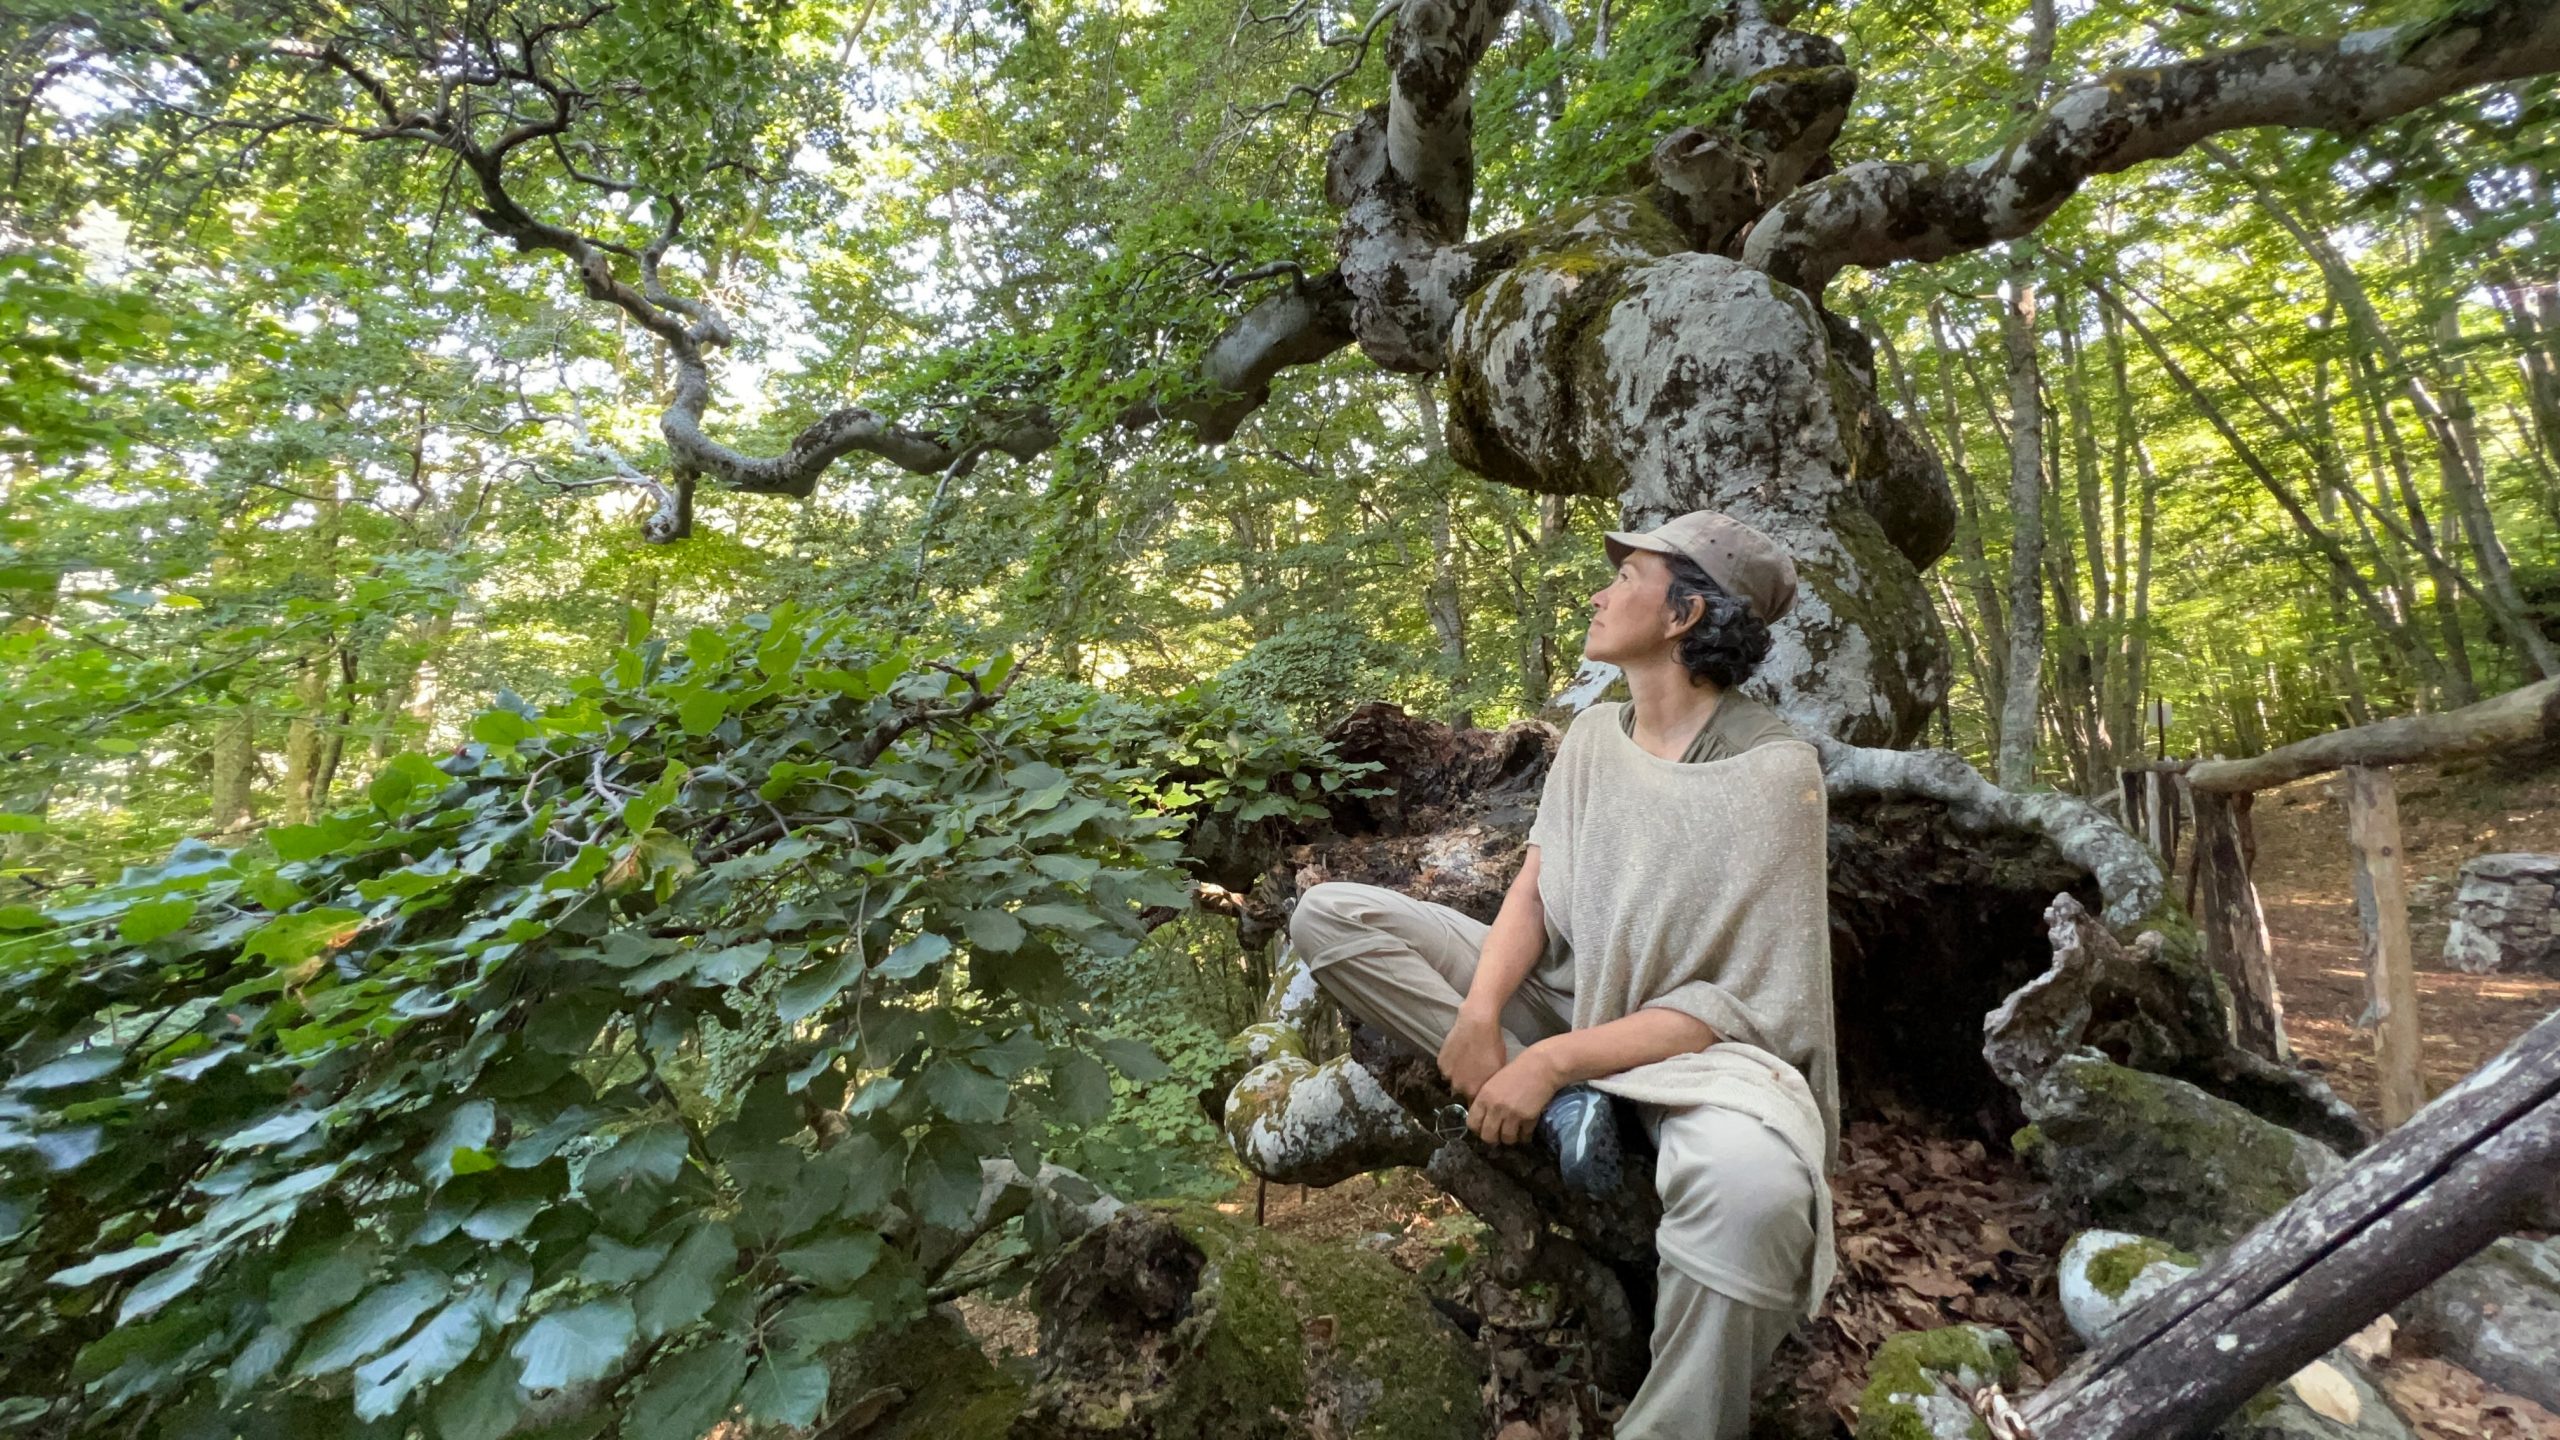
1656, 1113, 1818, 1235
1288, 881, 1378, 962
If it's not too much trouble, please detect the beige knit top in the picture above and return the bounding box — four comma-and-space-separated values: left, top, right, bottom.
1527, 700, 1841, 1319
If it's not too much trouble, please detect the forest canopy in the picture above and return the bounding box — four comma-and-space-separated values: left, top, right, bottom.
4, 0, 2558, 1434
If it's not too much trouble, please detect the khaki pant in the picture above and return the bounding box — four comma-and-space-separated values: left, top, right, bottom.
1292, 882, 1816, 1440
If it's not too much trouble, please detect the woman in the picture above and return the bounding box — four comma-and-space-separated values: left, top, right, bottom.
1290, 510, 1839, 1439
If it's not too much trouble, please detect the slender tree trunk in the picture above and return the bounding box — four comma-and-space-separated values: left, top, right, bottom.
1412, 381, 1471, 724
209, 706, 256, 837
1976, 0, 2058, 778
1923, 301, 2009, 710
1524, 493, 1568, 705
2422, 287, 2558, 677
2099, 302, 2153, 757
3, 456, 59, 852
1998, 244, 2050, 789
2359, 347, 2478, 705
281, 485, 344, 825
2056, 292, 2114, 775
2126, 436, 2162, 755
2488, 280, 2560, 528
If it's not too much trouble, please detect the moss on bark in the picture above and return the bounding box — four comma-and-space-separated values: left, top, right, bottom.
1024, 1201, 1480, 1439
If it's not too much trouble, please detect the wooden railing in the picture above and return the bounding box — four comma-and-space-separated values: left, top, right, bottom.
2117, 677, 2560, 1125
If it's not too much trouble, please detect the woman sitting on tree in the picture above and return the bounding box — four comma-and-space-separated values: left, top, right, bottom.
1291, 511, 1839, 1439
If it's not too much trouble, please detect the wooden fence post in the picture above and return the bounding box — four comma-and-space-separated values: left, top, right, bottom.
2342, 764, 2425, 1126
2192, 789, 2289, 1062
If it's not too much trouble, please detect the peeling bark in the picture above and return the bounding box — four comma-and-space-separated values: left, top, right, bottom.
1443, 204, 1952, 743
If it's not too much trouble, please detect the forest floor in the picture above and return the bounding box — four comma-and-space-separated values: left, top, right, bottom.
2251, 752, 2560, 1125
958, 755, 2560, 1438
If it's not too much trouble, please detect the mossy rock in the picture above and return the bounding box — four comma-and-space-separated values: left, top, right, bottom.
1020, 1201, 1480, 1439
2023, 1055, 2340, 1251
2057, 1228, 2200, 1344
1853, 1325, 2022, 1440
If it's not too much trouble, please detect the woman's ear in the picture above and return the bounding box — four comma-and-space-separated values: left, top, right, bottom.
1668, 593, 1706, 639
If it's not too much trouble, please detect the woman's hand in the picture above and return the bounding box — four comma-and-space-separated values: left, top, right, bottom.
1436, 1009, 1510, 1099
1469, 1048, 1564, 1147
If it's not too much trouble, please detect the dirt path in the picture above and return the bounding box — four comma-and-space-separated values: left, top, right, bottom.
2247, 755, 2560, 1124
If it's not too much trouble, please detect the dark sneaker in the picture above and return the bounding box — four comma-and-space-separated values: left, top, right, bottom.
1538, 1082, 1623, 1196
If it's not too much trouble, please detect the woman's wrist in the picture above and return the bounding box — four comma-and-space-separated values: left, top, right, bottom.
1517, 1038, 1575, 1086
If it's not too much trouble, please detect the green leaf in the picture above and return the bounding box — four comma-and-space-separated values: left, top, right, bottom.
683, 626, 730, 671
875, 931, 952, 980
579, 1235, 674, 1287
626, 1338, 746, 1440
635, 1220, 734, 1339
1050, 1052, 1113, 1126
297, 1274, 451, 1376
774, 1230, 882, 1292
677, 689, 727, 735
1100, 1037, 1172, 1082
369, 753, 449, 813
509, 1299, 636, 1391
904, 1131, 984, 1231
270, 1247, 375, 1328
470, 710, 535, 747
1023, 796, 1108, 839
1028, 853, 1099, 885
1015, 903, 1103, 932
0, 812, 44, 833
14, 1048, 120, 1090
974, 1027, 1046, 1079
580, 1123, 688, 1195
244, 907, 367, 965
772, 1293, 873, 1349
740, 1353, 829, 1428
433, 1356, 525, 1440
775, 949, 865, 1025
421, 1101, 496, 1185
1004, 761, 1068, 792
961, 908, 1025, 953
923, 1059, 1011, 1124
117, 1249, 214, 1322
621, 764, 689, 835
353, 1298, 487, 1420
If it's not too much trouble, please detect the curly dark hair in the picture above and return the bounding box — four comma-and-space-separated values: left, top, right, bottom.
1661, 552, 1773, 689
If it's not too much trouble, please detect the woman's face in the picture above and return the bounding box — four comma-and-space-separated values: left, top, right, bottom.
1584, 550, 1691, 665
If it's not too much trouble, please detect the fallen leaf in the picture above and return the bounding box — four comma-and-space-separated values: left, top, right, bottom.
2342, 1313, 2395, 1364
2289, 1359, 2362, 1425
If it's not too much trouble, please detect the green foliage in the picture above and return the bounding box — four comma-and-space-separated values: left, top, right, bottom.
1057, 913, 1267, 1201
1213, 620, 1395, 732
0, 603, 1211, 1435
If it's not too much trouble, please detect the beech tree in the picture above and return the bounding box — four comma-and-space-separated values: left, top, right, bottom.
44, 0, 2549, 749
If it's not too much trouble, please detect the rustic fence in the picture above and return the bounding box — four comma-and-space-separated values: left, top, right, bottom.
2118, 677, 2560, 1125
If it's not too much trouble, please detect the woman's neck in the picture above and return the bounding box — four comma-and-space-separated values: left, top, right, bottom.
1622, 658, 1722, 760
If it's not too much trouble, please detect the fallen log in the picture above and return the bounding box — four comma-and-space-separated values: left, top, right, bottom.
2013, 1004, 2560, 1439
2185, 676, 2560, 795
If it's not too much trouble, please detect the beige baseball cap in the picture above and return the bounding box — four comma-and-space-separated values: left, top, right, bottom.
1604, 510, 1799, 624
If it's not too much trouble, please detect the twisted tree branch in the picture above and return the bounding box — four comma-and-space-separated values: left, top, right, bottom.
1744, 0, 2560, 292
